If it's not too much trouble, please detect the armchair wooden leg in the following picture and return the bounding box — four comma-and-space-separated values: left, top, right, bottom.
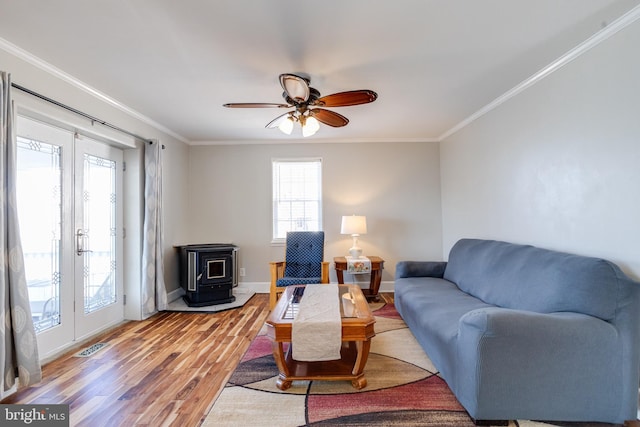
269, 261, 285, 311
270, 288, 285, 310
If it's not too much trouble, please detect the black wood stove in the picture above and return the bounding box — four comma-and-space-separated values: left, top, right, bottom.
176, 244, 238, 307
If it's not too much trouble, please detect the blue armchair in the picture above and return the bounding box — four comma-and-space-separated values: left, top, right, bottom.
269, 231, 329, 309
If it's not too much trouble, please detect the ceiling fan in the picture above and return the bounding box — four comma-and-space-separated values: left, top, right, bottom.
223, 73, 378, 137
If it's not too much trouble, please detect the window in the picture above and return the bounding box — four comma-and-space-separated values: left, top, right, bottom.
272, 158, 322, 241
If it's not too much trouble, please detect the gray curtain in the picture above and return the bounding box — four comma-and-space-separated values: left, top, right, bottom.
0, 71, 42, 392
141, 140, 167, 317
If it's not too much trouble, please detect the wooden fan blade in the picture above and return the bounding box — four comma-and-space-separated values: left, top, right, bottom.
309, 108, 349, 127
279, 74, 310, 103
266, 112, 293, 129
223, 103, 290, 108
315, 90, 377, 107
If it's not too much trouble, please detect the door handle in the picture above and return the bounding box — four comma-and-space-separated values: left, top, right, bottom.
76, 229, 93, 256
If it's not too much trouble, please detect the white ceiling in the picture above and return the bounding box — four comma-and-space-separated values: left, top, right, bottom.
0, 0, 639, 144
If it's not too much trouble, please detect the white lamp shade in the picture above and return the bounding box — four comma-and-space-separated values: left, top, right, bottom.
341, 215, 367, 235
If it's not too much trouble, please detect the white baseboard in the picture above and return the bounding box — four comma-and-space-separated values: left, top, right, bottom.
167, 287, 185, 302
235, 282, 269, 293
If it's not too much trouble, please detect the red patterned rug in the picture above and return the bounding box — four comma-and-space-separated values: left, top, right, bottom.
203, 301, 568, 427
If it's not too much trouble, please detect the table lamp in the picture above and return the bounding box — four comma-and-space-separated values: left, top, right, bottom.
341, 215, 367, 258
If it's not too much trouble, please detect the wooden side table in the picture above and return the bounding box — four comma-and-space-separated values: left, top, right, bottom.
334, 256, 384, 301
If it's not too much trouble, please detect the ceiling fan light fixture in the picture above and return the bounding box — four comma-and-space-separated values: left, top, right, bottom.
302, 115, 320, 137
278, 115, 294, 135
225, 73, 377, 137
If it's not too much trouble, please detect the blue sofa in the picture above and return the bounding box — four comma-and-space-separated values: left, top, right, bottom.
395, 238, 640, 424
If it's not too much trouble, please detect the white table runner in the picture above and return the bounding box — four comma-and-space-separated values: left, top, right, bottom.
291, 284, 341, 362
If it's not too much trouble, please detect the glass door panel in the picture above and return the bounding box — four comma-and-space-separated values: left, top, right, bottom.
16, 137, 63, 333
80, 153, 117, 314
16, 116, 75, 359
74, 136, 123, 341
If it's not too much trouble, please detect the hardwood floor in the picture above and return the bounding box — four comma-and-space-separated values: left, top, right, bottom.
2, 293, 271, 427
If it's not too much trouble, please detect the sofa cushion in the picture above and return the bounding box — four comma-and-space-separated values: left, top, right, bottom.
394, 276, 493, 381
443, 239, 622, 320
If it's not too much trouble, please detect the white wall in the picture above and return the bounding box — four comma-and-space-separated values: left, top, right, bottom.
440, 19, 640, 278
181, 141, 442, 292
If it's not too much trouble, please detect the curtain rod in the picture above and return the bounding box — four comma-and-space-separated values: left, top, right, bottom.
10, 82, 160, 146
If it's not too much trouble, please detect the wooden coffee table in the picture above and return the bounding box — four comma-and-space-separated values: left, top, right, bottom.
265, 284, 376, 390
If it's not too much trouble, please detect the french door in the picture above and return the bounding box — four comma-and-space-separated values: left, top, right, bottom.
16, 116, 124, 360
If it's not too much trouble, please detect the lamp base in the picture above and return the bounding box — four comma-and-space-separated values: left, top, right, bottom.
349, 247, 363, 259
349, 234, 363, 259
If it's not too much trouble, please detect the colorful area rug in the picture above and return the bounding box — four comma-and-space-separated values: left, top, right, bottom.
203, 301, 575, 426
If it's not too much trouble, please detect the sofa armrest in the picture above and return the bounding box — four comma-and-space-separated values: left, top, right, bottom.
455, 307, 621, 420
395, 261, 447, 279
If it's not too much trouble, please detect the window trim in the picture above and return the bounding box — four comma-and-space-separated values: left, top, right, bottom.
271, 157, 323, 244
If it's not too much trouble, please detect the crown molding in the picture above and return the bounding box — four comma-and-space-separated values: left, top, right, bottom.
189, 136, 440, 146
438, 4, 640, 142
0, 36, 188, 143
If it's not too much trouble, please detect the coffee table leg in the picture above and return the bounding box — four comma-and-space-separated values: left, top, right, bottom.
350, 340, 372, 389
271, 341, 292, 390
276, 376, 292, 391
351, 377, 367, 389
352, 340, 371, 374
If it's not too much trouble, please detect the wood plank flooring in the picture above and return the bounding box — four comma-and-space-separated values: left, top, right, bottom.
2, 293, 270, 427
